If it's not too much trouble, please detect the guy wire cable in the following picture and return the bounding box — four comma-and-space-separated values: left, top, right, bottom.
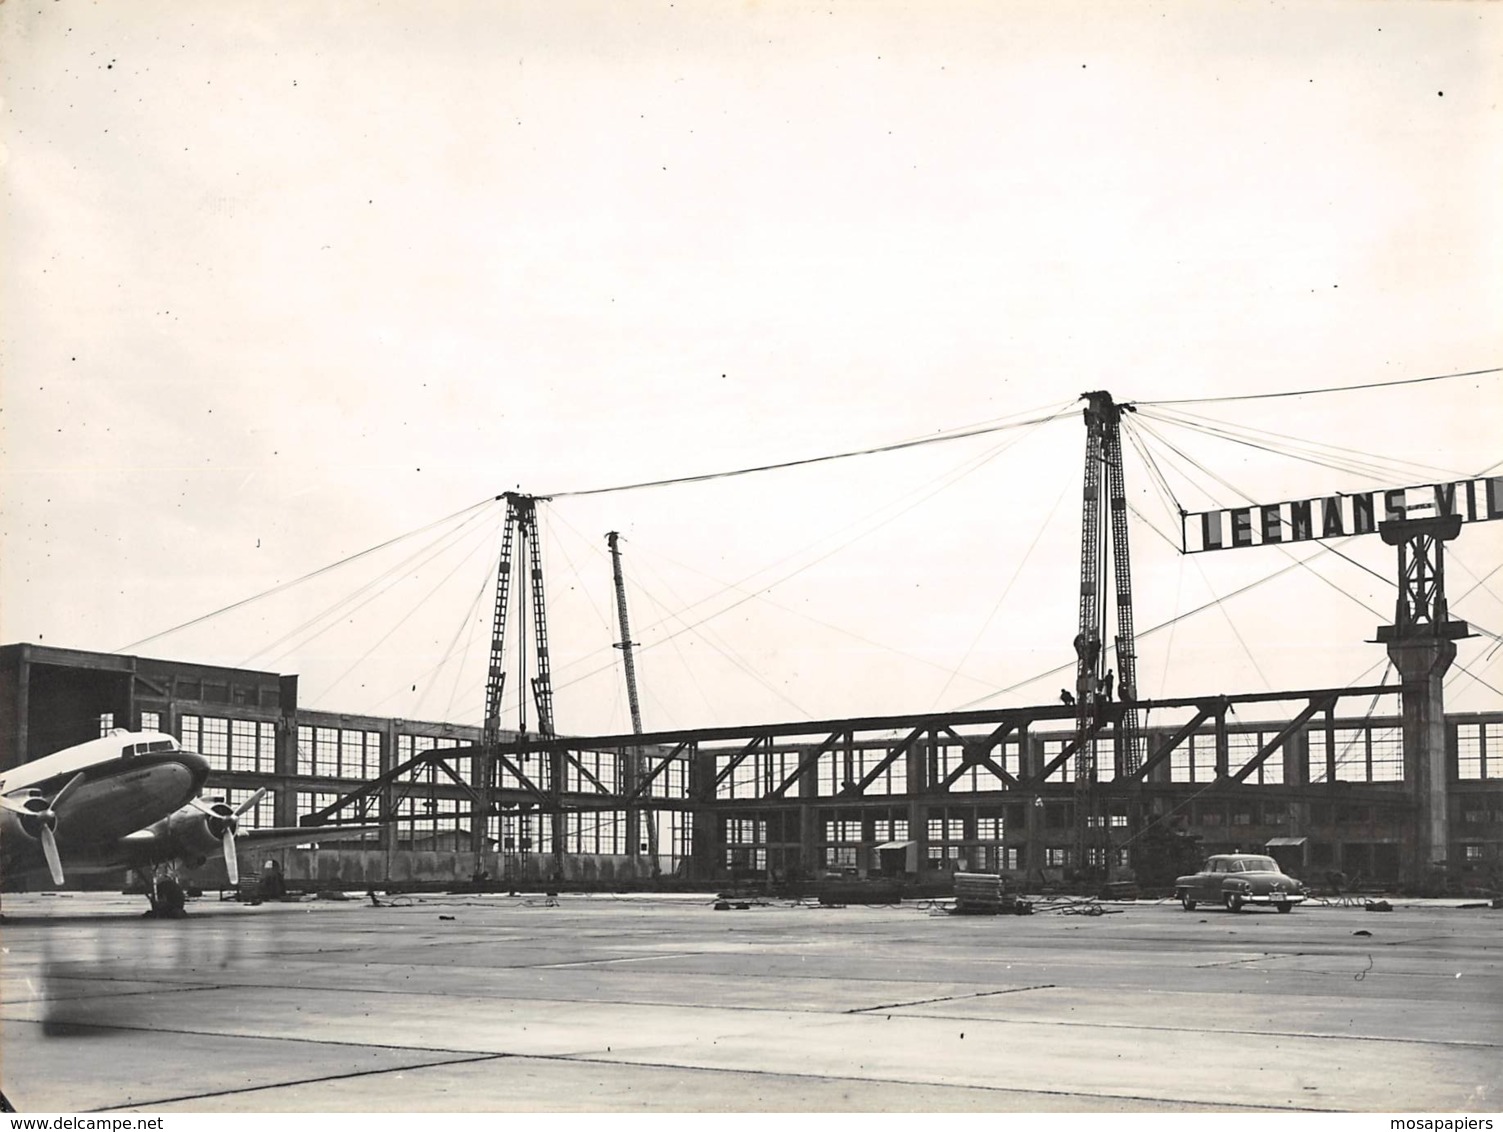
1137, 364, 1503, 406
116, 495, 500, 654
540, 398, 1079, 498
546, 407, 1077, 698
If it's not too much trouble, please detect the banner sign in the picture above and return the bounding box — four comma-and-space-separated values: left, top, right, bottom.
1182, 475, 1503, 553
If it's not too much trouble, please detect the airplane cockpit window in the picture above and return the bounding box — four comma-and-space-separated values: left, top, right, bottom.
123, 739, 178, 757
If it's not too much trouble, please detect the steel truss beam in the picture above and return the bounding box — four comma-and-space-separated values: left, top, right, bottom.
937, 723, 1019, 790
300, 683, 1404, 837
843, 727, 923, 796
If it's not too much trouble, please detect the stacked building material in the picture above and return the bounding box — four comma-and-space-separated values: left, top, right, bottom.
953, 872, 1003, 914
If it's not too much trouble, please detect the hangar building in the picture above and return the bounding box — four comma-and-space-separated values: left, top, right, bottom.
2, 642, 1498, 892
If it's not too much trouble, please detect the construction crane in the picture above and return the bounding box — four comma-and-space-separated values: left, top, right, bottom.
606, 531, 658, 873
482, 492, 557, 743
606, 532, 644, 737
481, 492, 557, 869
1072, 392, 1143, 879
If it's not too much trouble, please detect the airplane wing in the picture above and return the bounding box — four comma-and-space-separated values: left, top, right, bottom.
234, 824, 385, 853
112, 822, 383, 866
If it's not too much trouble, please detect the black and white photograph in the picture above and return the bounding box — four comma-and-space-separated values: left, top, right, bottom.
1, 0, 1500, 1119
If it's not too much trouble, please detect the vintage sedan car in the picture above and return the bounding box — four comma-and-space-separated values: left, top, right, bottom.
1175, 853, 1306, 912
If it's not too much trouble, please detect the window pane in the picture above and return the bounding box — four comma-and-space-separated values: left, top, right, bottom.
1369, 727, 1403, 782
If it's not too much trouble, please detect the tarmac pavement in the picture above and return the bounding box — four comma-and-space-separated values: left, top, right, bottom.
0, 891, 1497, 1112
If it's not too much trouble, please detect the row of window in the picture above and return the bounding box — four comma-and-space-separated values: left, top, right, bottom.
171, 679, 280, 709
916, 845, 1025, 871
118, 714, 1503, 806
712, 726, 1417, 797
298, 726, 382, 779
1457, 722, 1503, 780
560, 751, 690, 797
286, 792, 693, 859
821, 844, 1134, 871
1168, 732, 1288, 784
221, 774, 1488, 869
179, 716, 278, 773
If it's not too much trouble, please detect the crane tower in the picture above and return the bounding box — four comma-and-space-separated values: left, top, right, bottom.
1073, 392, 1143, 877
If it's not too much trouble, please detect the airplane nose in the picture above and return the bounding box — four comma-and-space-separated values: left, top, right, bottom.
178, 750, 212, 787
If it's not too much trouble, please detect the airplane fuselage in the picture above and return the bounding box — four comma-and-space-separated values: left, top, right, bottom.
0, 731, 210, 880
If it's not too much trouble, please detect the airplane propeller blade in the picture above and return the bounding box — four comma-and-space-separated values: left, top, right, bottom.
40, 824, 64, 886
3, 771, 87, 886
49, 771, 87, 814
233, 787, 269, 818
222, 829, 239, 887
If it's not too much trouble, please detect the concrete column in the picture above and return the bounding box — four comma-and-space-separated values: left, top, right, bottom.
550, 747, 566, 878
1023, 732, 1043, 880
121, 661, 138, 740
624, 745, 641, 863
1286, 726, 1308, 863
688, 748, 717, 881
469, 736, 488, 859
382, 721, 399, 880
799, 803, 819, 874
275, 689, 299, 828
1214, 710, 1229, 779
1389, 638, 1457, 883
799, 742, 820, 874
907, 733, 929, 876
1375, 516, 1470, 888
14, 654, 30, 768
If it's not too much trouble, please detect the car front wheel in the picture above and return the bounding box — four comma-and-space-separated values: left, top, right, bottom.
1180, 892, 1196, 911
1224, 892, 1244, 912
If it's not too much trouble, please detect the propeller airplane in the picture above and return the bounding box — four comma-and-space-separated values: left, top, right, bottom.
0, 729, 372, 913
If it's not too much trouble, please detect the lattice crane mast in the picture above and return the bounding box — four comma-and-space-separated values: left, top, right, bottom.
482, 492, 558, 744
606, 531, 658, 873
1072, 392, 1143, 878
481, 494, 558, 864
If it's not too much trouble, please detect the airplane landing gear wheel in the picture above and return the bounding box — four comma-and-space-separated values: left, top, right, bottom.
147, 875, 186, 918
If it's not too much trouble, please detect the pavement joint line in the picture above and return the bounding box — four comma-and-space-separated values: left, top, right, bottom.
17, 971, 1497, 1024
0, 1014, 517, 1059
36, 980, 1490, 1057
874, 1009, 1503, 1050
519, 951, 713, 969
89, 1053, 511, 1113
846, 984, 1058, 1013
0, 982, 234, 1008
11, 970, 1039, 1014
1193, 953, 1301, 968
512, 1050, 1321, 1114
23, 964, 1041, 1000
8, 985, 1034, 1025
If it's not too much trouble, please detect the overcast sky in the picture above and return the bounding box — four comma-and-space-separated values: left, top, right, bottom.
3, 0, 1501, 736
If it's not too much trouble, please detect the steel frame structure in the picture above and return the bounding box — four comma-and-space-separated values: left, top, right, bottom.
1072, 392, 1143, 877
303, 682, 1409, 878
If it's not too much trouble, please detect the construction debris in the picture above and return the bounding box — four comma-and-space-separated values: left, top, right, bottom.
952, 873, 1033, 916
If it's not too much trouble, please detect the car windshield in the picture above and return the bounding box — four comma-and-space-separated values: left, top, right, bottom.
1232, 857, 1278, 872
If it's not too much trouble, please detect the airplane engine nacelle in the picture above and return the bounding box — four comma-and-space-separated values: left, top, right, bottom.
165, 801, 233, 861
0, 799, 48, 846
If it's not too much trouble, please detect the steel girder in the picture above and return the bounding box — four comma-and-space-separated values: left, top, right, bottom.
299, 683, 1405, 836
